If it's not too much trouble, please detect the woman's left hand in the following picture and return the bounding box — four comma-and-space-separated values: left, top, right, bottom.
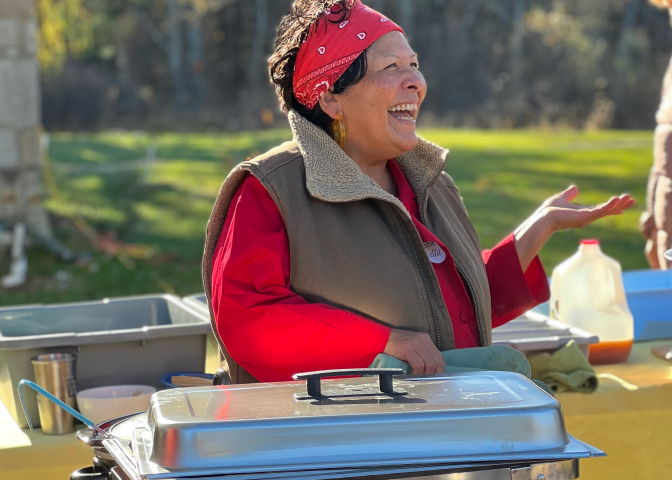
514, 186, 635, 271
540, 185, 634, 231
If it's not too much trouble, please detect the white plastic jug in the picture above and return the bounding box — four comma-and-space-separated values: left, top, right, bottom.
550, 239, 634, 365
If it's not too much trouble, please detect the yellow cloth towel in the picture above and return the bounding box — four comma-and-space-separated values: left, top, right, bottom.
529, 340, 598, 393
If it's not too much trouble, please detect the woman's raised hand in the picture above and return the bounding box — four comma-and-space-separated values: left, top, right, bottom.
384, 329, 445, 375
541, 185, 634, 232
514, 185, 635, 271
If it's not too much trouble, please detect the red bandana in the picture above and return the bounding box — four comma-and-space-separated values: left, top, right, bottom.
293, 1, 404, 110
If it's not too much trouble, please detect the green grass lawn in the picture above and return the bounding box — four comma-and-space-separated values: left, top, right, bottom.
0, 128, 653, 306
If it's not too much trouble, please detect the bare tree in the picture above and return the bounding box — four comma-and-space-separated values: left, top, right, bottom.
509, 0, 527, 112
613, 0, 642, 102
249, 0, 268, 98
167, 0, 185, 110
397, 0, 414, 41
186, 6, 206, 112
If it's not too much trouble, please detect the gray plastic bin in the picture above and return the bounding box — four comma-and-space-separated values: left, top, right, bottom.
183, 293, 209, 316
0, 294, 219, 429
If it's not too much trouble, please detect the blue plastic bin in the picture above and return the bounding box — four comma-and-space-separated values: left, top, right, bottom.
621, 269, 672, 341
533, 269, 672, 341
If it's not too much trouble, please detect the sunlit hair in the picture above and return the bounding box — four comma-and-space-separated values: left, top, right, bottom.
269, 0, 368, 135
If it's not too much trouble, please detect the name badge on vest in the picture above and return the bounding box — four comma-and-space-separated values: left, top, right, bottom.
423, 241, 446, 264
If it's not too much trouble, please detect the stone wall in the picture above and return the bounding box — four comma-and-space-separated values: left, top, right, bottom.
0, 0, 49, 234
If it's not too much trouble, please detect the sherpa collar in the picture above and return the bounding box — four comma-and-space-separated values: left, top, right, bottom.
288, 111, 449, 216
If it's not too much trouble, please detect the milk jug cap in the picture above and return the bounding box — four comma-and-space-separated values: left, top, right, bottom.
581, 239, 599, 245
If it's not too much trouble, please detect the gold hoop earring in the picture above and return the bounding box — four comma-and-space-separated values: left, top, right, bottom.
332, 114, 345, 149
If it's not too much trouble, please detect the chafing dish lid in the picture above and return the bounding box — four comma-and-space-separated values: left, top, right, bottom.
142, 371, 573, 472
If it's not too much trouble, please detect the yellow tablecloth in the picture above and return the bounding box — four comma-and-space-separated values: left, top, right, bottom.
558, 340, 672, 480
0, 400, 91, 480
2, 341, 671, 480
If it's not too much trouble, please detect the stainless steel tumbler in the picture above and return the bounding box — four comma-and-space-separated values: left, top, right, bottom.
31, 353, 77, 434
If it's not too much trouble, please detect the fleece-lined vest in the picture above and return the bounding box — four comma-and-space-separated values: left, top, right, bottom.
203, 112, 492, 384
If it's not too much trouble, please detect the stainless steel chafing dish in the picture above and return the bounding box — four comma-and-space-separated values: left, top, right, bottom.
72, 368, 604, 480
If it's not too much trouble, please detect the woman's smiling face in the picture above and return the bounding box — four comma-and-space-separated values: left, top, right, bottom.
319, 31, 427, 162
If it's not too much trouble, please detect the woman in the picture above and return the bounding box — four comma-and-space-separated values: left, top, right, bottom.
641, 0, 672, 269
203, 0, 634, 384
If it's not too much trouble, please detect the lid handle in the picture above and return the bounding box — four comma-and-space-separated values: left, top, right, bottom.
293, 368, 405, 398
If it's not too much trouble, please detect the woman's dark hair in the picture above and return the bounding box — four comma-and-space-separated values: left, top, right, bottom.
269, 0, 368, 136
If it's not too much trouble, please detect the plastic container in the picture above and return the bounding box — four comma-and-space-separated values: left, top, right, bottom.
182, 293, 209, 316
531, 269, 672, 341
550, 239, 634, 365
621, 269, 672, 340
0, 294, 218, 429
76, 384, 155, 424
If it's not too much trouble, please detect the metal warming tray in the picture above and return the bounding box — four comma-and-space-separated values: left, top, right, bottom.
493, 311, 599, 357
75, 369, 604, 480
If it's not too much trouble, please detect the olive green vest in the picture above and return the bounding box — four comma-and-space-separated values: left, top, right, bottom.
203, 112, 492, 384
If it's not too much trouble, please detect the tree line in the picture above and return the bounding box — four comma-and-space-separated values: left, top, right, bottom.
38, 0, 672, 131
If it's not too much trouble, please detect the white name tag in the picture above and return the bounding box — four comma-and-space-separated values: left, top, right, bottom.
423, 241, 446, 264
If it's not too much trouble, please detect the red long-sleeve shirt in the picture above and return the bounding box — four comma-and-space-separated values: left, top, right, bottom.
211, 161, 549, 382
